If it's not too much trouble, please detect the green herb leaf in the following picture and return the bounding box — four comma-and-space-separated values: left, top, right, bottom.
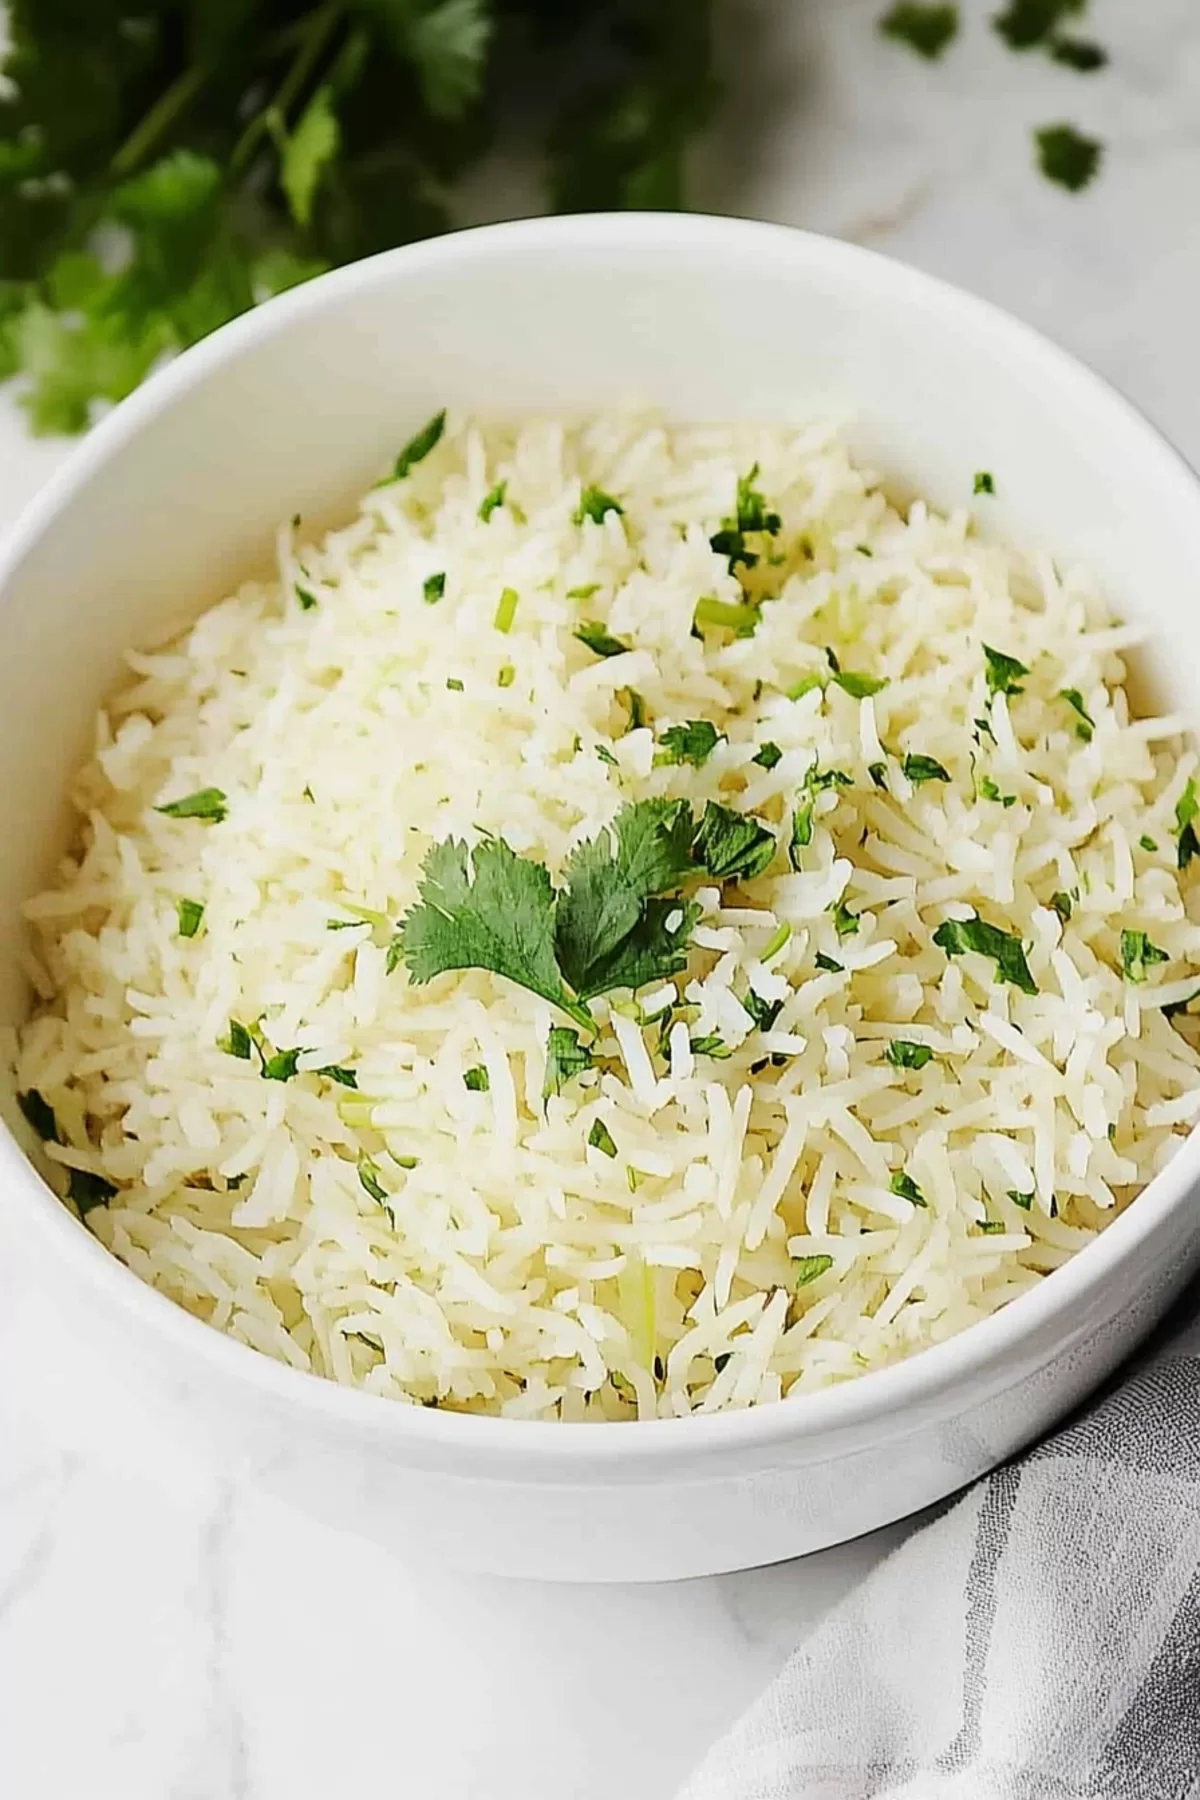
1050, 890, 1074, 922
389, 411, 446, 483
423, 571, 446, 605
278, 86, 339, 230
294, 583, 318, 611
1059, 687, 1095, 741
741, 989, 783, 1030
1120, 929, 1169, 985
890, 1170, 927, 1206
833, 902, 859, 941
690, 1033, 732, 1059
1139, 835, 1157, 854
543, 1027, 594, 1101
262, 1047, 301, 1082
358, 1155, 389, 1210
833, 669, 888, 700
794, 1253, 834, 1288
1176, 778, 1199, 870
903, 753, 951, 785
399, 835, 591, 1030
567, 584, 600, 601
69, 1168, 117, 1214
787, 674, 825, 701
886, 1040, 933, 1070
983, 644, 1029, 699
692, 802, 776, 882
708, 465, 781, 570
156, 787, 228, 822
463, 1064, 490, 1091
446, 677, 463, 691
752, 742, 782, 770
556, 800, 696, 1000
1049, 36, 1107, 71
17, 1089, 58, 1142
575, 486, 623, 526
974, 470, 996, 495
1008, 1188, 1034, 1210
693, 595, 762, 637
977, 1219, 1006, 1235
879, 3, 960, 59
624, 689, 647, 733
575, 620, 631, 659
994, 0, 1086, 51
933, 913, 1038, 994
656, 719, 723, 767
814, 951, 843, 972
222, 1021, 253, 1060
789, 799, 815, 865
479, 480, 507, 521
1035, 123, 1103, 193
588, 1118, 618, 1157
596, 743, 619, 767
316, 1065, 357, 1088
177, 898, 204, 939
868, 762, 888, 790
979, 776, 1016, 807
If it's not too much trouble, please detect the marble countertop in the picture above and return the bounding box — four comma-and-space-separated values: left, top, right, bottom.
3, 3, 1199, 1794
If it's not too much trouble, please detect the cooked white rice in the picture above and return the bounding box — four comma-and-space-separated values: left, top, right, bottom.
13, 412, 1200, 1420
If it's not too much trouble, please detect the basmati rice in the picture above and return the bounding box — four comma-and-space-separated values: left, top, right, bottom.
12, 412, 1200, 1420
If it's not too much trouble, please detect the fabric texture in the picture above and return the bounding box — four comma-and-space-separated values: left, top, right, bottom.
680, 1304, 1200, 1800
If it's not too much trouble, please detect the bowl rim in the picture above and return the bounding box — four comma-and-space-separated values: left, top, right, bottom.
4, 207, 1200, 1468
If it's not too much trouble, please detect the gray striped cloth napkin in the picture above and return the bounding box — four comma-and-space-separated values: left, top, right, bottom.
680, 1303, 1200, 1800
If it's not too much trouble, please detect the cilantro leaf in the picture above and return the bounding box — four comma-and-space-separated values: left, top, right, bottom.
814, 951, 843, 972
794, 1254, 834, 1288
832, 669, 888, 700
656, 720, 723, 767
156, 787, 228, 822
1050, 890, 1074, 922
479, 480, 507, 521
556, 800, 695, 1000
1036, 123, 1103, 193
262, 1047, 301, 1082
317, 1065, 358, 1088
17, 1089, 58, 1142
903, 753, 950, 785
294, 583, 318, 611
543, 1027, 594, 1101
1049, 37, 1107, 71
983, 645, 1028, 698
709, 464, 781, 570
993, 0, 1086, 51
69, 1168, 117, 1215
979, 777, 1016, 807
690, 1034, 731, 1059
389, 411, 446, 483
886, 1040, 933, 1070
575, 486, 623, 526
576, 896, 701, 1000
575, 621, 631, 659
741, 989, 783, 1031
974, 470, 996, 495
399, 835, 591, 1030
833, 902, 859, 940
278, 87, 339, 230
1120, 929, 1169, 985
588, 1118, 618, 1157
693, 595, 762, 637
692, 802, 776, 882
752, 742, 782, 770
933, 913, 1038, 994
1059, 687, 1094, 741
424, 572, 446, 605
1176, 777, 1199, 871
890, 1170, 927, 1206
879, 3, 960, 59
1008, 1189, 1034, 1210
463, 1065, 490, 1091
222, 1021, 253, 1060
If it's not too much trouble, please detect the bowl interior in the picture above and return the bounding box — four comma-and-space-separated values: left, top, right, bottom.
3, 213, 1200, 1435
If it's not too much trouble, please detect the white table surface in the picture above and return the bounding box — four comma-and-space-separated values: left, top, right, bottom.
3, 3, 1199, 1795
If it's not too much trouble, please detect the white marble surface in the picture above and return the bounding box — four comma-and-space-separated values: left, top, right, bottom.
3, 2, 1200, 1794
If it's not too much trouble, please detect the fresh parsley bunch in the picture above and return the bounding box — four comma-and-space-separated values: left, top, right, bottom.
0, 0, 714, 433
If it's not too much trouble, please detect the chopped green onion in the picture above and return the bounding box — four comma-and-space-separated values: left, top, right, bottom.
156, 787, 228, 822
177, 898, 204, 939
464, 1065, 490, 1091
479, 480, 507, 521
494, 586, 519, 633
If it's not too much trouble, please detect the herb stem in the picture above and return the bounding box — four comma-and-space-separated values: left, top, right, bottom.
230, 0, 343, 177
111, 62, 212, 176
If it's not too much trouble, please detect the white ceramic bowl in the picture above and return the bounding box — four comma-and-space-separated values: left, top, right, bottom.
3, 214, 1200, 1583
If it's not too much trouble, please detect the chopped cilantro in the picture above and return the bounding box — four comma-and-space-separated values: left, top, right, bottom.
222, 1021, 253, 1060
741, 989, 783, 1031
973, 470, 995, 495
423, 571, 446, 605
825, 646, 841, 674
588, 1118, 618, 1157
17, 1090, 58, 1142
762, 921, 791, 962
833, 668, 888, 700
656, 720, 723, 768
294, 582, 318, 611
713, 1352, 732, 1374
316, 1065, 357, 1088
358, 1155, 389, 1211
868, 763, 888, 790
177, 898, 204, 938
479, 480, 507, 521
790, 801, 814, 863
974, 715, 997, 744
1059, 688, 1094, 741
156, 786, 228, 822
497, 665, 515, 689
556, 800, 696, 1000
69, 1168, 117, 1214
690, 1034, 731, 1059
1036, 123, 1102, 193
543, 1027, 594, 1101
709, 464, 781, 570
833, 902, 859, 940
752, 742, 783, 771
1049, 36, 1107, 71
1008, 1189, 1034, 1210
693, 595, 762, 637
886, 1040, 933, 1070
979, 777, 1016, 807
814, 951, 843, 973
787, 674, 824, 702
794, 1253, 834, 1288
1120, 929, 1168, 985
812, 768, 854, 791
903, 753, 950, 785
993, 0, 1085, 51
463, 1065, 490, 1091
575, 620, 631, 659
1050, 891, 1074, 923
933, 913, 1037, 994
879, 3, 960, 60
596, 743, 619, 767
624, 689, 647, 733
692, 801, 776, 881
389, 410, 446, 483
575, 486, 623, 527
494, 586, 518, 633
977, 1219, 1006, 1235
262, 1047, 301, 1082
983, 644, 1028, 699
1176, 778, 1199, 870
567, 584, 600, 601
857, 544, 874, 557
890, 1170, 927, 1206
1139, 836, 1158, 854
446, 677, 464, 691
